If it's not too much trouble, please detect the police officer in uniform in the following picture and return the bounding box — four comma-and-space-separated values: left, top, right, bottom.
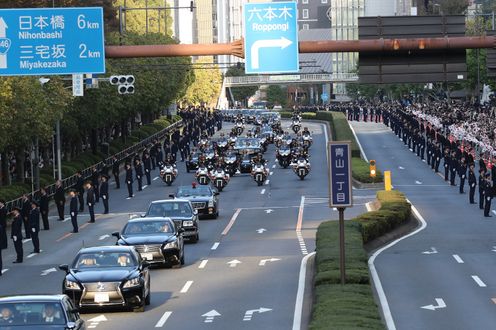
100, 175, 109, 214
450, 150, 458, 186
484, 173, 493, 217
468, 163, 477, 204
69, 190, 78, 233
458, 157, 467, 193
135, 159, 143, 191
20, 195, 31, 239
29, 201, 40, 254
143, 153, 152, 186
10, 208, 23, 263
112, 156, 120, 189
0, 200, 7, 275
75, 171, 84, 212
54, 180, 65, 221
91, 167, 100, 203
125, 163, 133, 198
86, 182, 95, 223
39, 187, 49, 230
479, 168, 486, 210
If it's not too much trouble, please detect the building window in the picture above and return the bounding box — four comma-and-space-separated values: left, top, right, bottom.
302, 0, 308, 3
302, 9, 309, 19
302, 24, 309, 30
321, 0, 328, 3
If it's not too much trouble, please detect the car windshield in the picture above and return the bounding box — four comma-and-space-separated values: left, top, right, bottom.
147, 202, 193, 217
123, 220, 174, 235
73, 251, 137, 269
0, 302, 66, 326
177, 186, 212, 197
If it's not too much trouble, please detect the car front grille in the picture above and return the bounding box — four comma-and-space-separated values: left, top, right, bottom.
134, 245, 162, 253
191, 202, 206, 209
80, 281, 125, 306
84, 282, 120, 292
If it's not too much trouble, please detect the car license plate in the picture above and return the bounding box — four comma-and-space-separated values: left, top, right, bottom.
94, 293, 109, 303
141, 253, 154, 261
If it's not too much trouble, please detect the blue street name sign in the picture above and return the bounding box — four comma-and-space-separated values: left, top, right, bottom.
243, 1, 298, 75
329, 141, 353, 208
0, 7, 105, 76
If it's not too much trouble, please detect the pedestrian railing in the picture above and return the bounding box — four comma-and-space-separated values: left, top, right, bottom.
4, 119, 183, 212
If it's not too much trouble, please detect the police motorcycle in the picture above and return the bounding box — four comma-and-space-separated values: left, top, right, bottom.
234, 116, 245, 136
203, 148, 217, 170
195, 163, 211, 185
224, 150, 239, 177
274, 131, 285, 148
228, 132, 237, 147
276, 144, 292, 168
251, 157, 269, 186
210, 164, 230, 192
301, 128, 313, 149
291, 119, 301, 134
216, 134, 229, 153
198, 135, 210, 152
160, 161, 178, 186
292, 152, 311, 180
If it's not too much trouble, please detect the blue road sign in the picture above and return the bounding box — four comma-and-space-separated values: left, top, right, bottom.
0, 7, 105, 76
328, 141, 353, 208
243, 1, 298, 75
321, 93, 329, 102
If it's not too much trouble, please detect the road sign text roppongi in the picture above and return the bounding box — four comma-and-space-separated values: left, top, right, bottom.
0, 7, 105, 76
243, 1, 298, 74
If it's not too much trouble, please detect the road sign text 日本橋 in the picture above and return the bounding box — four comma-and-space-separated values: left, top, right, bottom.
328, 142, 353, 208
243, 2, 299, 74
0, 7, 105, 76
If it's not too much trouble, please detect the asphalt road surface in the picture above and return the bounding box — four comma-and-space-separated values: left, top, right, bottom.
352, 121, 496, 330
0, 121, 374, 330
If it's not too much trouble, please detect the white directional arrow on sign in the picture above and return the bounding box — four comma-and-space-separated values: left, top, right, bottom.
421, 298, 446, 311
202, 310, 221, 323
0, 17, 9, 69
227, 260, 242, 268
40, 267, 57, 276
251, 37, 292, 70
422, 247, 438, 255
265, 209, 274, 214
243, 307, 272, 321
256, 228, 267, 234
259, 258, 280, 266
99, 234, 110, 240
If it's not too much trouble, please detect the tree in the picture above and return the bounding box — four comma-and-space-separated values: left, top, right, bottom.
182, 58, 222, 107
115, 0, 173, 36
432, 0, 469, 15
225, 66, 259, 105
266, 85, 288, 107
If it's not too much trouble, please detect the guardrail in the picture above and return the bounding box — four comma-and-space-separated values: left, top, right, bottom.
223, 73, 359, 86
5, 119, 183, 212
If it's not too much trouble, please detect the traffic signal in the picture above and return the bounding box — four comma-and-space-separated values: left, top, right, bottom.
369, 160, 376, 178
109, 75, 135, 94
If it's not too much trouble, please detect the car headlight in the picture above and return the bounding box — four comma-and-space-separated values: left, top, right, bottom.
163, 241, 178, 249
183, 220, 194, 227
208, 200, 214, 207
65, 280, 80, 290
123, 277, 141, 288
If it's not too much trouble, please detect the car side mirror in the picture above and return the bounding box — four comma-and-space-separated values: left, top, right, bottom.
111, 231, 120, 239
169, 194, 175, 198
193, 209, 198, 215
66, 322, 77, 330
59, 264, 69, 273
214, 192, 220, 196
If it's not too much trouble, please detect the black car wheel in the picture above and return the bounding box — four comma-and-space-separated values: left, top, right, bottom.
191, 233, 199, 243
180, 253, 185, 265
145, 291, 151, 306
134, 298, 145, 313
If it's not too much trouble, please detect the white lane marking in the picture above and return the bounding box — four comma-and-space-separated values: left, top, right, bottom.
126, 197, 132, 200
99, 234, 110, 240
256, 228, 267, 234
153, 176, 159, 181
415, 180, 423, 185
421, 298, 446, 311
202, 310, 221, 323
62, 217, 70, 222
211, 242, 220, 250
261, 189, 266, 194
22, 239, 32, 244
472, 275, 487, 287
270, 171, 274, 175
143, 185, 148, 189
155, 311, 172, 328
453, 254, 464, 264
40, 268, 57, 276
180, 280, 194, 293
87, 315, 107, 328
198, 260, 208, 269
398, 166, 405, 170
492, 210, 496, 216
243, 307, 272, 321
221, 208, 242, 236
421, 247, 438, 255
265, 180, 270, 185
1, 269, 8, 274
272, 164, 276, 169
292, 251, 316, 330
296, 231, 308, 255
365, 202, 373, 212
26, 251, 40, 259
227, 259, 242, 268
259, 258, 280, 266
348, 122, 368, 162
265, 209, 274, 214
369, 200, 427, 330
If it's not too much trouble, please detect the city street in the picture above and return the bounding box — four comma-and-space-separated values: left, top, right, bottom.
0, 121, 373, 329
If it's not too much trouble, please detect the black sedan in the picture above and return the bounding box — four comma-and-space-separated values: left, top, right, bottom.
113, 217, 185, 266
59, 246, 151, 312
0, 294, 84, 329
174, 184, 219, 219
145, 200, 199, 242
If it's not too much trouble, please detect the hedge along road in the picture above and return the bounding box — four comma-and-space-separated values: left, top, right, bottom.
0, 120, 376, 330
351, 121, 496, 330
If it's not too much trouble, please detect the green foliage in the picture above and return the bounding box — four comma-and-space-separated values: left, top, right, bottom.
225, 66, 259, 104
266, 85, 288, 107
315, 112, 361, 158
432, 0, 469, 15
182, 58, 222, 107
116, 0, 173, 36
354, 190, 411, 244
352, 157, 384, 184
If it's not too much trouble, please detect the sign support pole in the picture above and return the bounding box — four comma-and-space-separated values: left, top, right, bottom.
338, 207, 346, 285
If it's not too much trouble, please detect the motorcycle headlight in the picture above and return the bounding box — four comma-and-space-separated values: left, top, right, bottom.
183, 220, 194, 227
208, 199, 214, 207
65, 280, 80, 290
163, 241, 178, 249
123, 277, 141, 288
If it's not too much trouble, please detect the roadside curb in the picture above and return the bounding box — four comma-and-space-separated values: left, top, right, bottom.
293, 251, 316, 330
